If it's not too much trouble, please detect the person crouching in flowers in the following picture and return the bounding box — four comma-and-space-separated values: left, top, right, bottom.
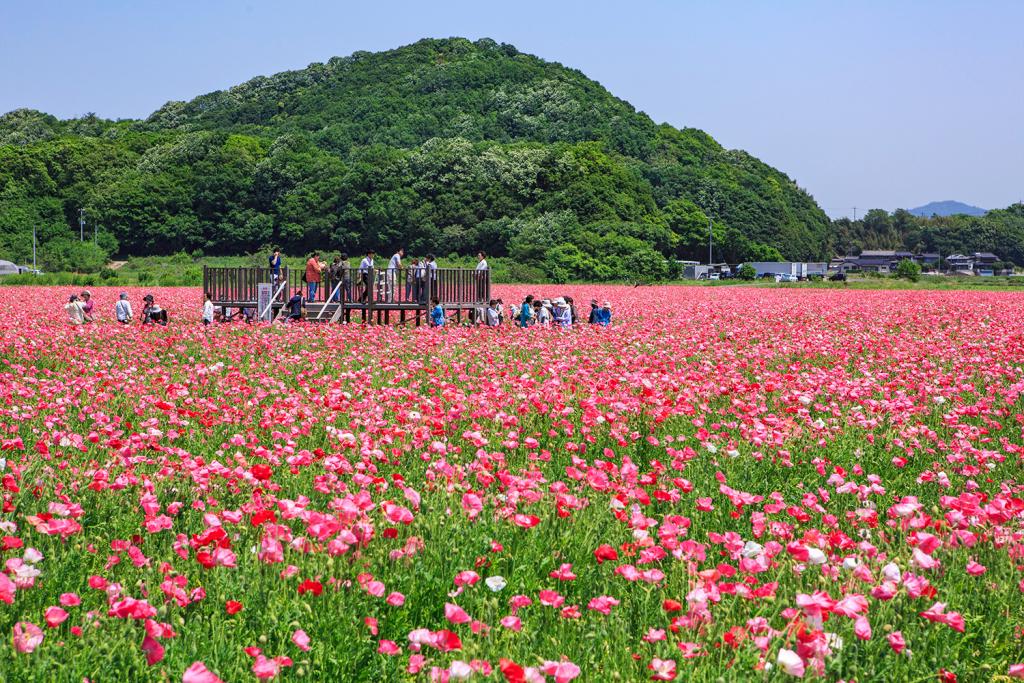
114, 292, 133, 324
65, 294, 86, 325
552, 297, 572, 328
286, 289, 304, 322
430, 297, 445, 327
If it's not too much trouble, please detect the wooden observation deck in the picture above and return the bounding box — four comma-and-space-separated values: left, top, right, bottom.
202, 265, 491, 325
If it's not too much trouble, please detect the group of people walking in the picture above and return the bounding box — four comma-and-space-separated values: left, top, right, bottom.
64, 291, 168, 326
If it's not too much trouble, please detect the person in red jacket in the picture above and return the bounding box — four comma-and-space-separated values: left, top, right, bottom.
305, 252, 323, 302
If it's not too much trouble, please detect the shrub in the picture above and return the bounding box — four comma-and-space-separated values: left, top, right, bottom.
500, 263, 547, 284
895, 259, 921, 282
736, 263, 757, 280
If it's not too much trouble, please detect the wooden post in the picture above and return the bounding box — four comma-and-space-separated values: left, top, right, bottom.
367, 268, 375, 325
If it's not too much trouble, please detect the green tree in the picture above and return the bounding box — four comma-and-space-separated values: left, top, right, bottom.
895, 258, 921, 282
737, 263, 757, 280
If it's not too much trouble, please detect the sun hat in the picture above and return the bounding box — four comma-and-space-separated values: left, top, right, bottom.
119, 293, 128, 299
603, 301, 611, 308
80, 290, 91, 297
553, 297, 566, 306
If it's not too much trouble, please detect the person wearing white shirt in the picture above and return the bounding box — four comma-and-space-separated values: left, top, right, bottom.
387, 248, 404, 301
485, 299, 500, 326
475, 251, 489, 301
114, 293, 133, 324
358, 250, 375, 302
202, 293, 215, 325
65, 295, 86, 325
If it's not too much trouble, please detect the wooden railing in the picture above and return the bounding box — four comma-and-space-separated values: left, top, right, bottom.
202, 265, 491, 309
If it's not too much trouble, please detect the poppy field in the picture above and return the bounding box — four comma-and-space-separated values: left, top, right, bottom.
0, 285, 1023, 682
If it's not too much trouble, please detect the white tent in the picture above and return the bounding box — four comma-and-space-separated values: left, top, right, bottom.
0, 260, 20, 276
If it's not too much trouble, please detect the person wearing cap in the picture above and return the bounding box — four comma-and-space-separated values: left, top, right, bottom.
79, 290, 95, 322
565, 296, 578, 325
141, 294, 167, 326
552, 297, 572, 328
114, 293, 133, 324
596, 301, 612, 326
65, 294, 86, 325
537, 299, 552, 326
588, 298, 600, 324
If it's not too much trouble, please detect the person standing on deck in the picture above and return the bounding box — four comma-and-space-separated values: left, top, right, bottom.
269, 249, 282, 284
359, 250, 375, 302
424, 255, 438, 303
406, 258, 420, 301
388, 248, 404, 302
328, 256, 345, 302
305, 252, 323, 302
338, 252, 352, 302
475, 252, 489, 301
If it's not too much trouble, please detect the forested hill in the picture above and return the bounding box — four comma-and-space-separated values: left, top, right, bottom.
0, 37, 831, 280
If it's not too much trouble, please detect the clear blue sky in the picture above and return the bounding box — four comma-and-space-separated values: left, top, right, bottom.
2, 0, 1022, 216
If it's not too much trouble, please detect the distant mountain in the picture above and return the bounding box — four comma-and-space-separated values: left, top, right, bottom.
909, 201, 986, 217
0, 36, 831, 274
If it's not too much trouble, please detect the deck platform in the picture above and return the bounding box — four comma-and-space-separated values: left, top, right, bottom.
202, 265, 491, 325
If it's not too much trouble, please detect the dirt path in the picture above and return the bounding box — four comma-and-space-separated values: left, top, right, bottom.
107, 260, 128, 270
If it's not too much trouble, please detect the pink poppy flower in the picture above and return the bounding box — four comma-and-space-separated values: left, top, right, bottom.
182, 662, 224, 683
13, 621, 44, 654
292, 629, 310, 652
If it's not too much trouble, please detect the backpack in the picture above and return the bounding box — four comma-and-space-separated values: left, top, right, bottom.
300, 271, 307, 284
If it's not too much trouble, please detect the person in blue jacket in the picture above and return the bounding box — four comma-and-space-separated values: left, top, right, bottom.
429, 297, 446, 327
518, 294, 535, 327
595, 300, 612, 326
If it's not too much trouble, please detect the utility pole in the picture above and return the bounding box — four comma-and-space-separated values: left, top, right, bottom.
32, 226, 37, 274
79, 208, 85, 242
708, 213, 713, 266
852, 206, 857, 221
